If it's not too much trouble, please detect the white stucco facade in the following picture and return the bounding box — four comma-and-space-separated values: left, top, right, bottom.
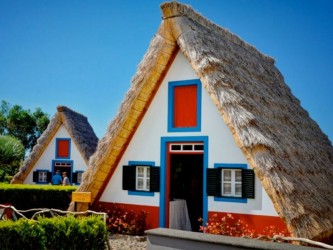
23, 125, 89, 184
100, 52, 278, 217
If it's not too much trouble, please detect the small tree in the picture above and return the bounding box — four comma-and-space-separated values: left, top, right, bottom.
0, 100, 50, 152
0, 135, 25, 182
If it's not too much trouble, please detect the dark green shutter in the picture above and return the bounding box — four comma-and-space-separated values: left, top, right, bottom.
242, 169, 255, 198
33, 171, 38, 182
122, 165, 136, 191
150, 167, 160, 192
206, 168, 220, 196
72, 172, 78, 183
47, 172, 52, 182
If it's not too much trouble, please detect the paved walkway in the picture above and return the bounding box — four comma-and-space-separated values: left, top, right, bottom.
108, 234, 147, 249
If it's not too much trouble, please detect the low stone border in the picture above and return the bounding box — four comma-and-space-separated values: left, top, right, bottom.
145, 228, 318, 250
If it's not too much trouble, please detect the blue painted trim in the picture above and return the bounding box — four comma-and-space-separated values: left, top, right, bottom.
127, 161, 155, 197
214, 163, 248, 203
55, 138, 71, 159
159, 136, 209, 228
128, 191, 155, 197
167, 79, 202, 132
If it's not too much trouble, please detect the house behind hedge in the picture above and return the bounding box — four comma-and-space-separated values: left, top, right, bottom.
73, 1, 333, 243
11, 106, 98, 186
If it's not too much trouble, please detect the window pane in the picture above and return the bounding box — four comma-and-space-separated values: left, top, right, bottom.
38, 172, 47, 182
136, 166, 150, 191
171, 145, 181, 151
235, 183, 242, 196
183, 145, 193, 151
137, 167, 144, 177
223, 183, 231, 195
235, 170, 242, 182
223, 170, 231, 181
77, 173, 83, 183
146, 179, 150, 190
194, 144, 204, 151
137, 179, 143, 190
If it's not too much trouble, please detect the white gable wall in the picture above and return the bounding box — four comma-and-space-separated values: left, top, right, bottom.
100, 52, 277, 216
23, 125, 88, 184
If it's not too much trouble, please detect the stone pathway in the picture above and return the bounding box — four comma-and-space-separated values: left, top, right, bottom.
108, 234, 147, 250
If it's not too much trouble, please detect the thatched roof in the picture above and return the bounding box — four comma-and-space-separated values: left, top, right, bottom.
75, 2, 333, 241
11, 105, 98, 183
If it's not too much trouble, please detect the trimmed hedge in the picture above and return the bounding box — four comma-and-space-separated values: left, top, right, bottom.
0, 215, 107, 250
0, 184, 77, 211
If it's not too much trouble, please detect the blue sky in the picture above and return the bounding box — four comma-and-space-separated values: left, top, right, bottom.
1, 0, 332, 142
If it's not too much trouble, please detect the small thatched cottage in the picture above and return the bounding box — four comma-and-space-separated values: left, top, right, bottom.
74, 1, 333, 242
11, 106, 98, 185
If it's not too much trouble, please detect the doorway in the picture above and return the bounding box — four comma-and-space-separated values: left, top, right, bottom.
168, 148, 203, 231
53, 161, 72, 183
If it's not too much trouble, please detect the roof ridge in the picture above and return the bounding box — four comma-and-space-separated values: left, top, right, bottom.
160, 1, 275, 64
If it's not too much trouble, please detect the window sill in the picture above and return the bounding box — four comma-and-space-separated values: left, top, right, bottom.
128, 191, 155, 197
214, 196, 247, 203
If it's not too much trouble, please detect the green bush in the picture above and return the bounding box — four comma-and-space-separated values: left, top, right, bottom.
0, 184, 77, 211
0, 215, 107, 250
0, 219, 46, 250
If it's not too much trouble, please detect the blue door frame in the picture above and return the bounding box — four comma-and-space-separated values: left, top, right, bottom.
159, 136, 209, 227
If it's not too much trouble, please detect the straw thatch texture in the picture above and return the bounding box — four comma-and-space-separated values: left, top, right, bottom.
11, 106, 98, 184
75, 1, 333, 241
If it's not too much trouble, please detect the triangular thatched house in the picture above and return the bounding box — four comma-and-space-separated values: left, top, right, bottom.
74, 2, 333, 242
12, 106, 98, 185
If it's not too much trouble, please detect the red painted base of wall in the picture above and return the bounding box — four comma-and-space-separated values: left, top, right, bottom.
95, 201, 159, 229
95, 201, 288, 235
208, 211, 288, 234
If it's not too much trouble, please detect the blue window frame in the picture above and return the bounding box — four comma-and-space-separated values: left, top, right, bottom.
127, 161, 156, 197
168, 79, 202, 132
214, 163, 248, 203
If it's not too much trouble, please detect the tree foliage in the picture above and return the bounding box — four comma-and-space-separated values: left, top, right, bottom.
0, 135, 25, 182
0, 100, 50, 151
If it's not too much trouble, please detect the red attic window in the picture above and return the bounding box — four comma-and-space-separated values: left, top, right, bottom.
56, 139, 70, 158
173, 84, 198, 128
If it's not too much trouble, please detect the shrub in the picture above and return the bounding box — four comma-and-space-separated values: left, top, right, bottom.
199, 213, 257, 237
200, 213, 290, 240
98, 203, 148, 236
38, 215, 107, 250
0, 219, 46, 249
0, 215, 107, 250
0, 183, 77, 212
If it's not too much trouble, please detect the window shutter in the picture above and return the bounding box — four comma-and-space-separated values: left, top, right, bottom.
242, 169, 255, 198
122, 165, 136, 191
206, 168, 220, 196
33, 171, 39, 182
72, 172, 78, 183
47, 172, 52, 183
150, 167, 160, 192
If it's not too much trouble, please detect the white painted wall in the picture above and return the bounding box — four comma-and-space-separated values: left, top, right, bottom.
100, 52, 278, 216
23, 125, 88, 184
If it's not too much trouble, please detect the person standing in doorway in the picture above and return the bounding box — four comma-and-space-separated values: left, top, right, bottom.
51, 170, 62, 185
62, 172, 70, 186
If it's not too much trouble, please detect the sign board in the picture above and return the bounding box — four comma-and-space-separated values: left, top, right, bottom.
72, 192, 91, 203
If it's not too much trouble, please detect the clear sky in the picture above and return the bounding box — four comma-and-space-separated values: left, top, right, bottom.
1, 0, 332, 142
